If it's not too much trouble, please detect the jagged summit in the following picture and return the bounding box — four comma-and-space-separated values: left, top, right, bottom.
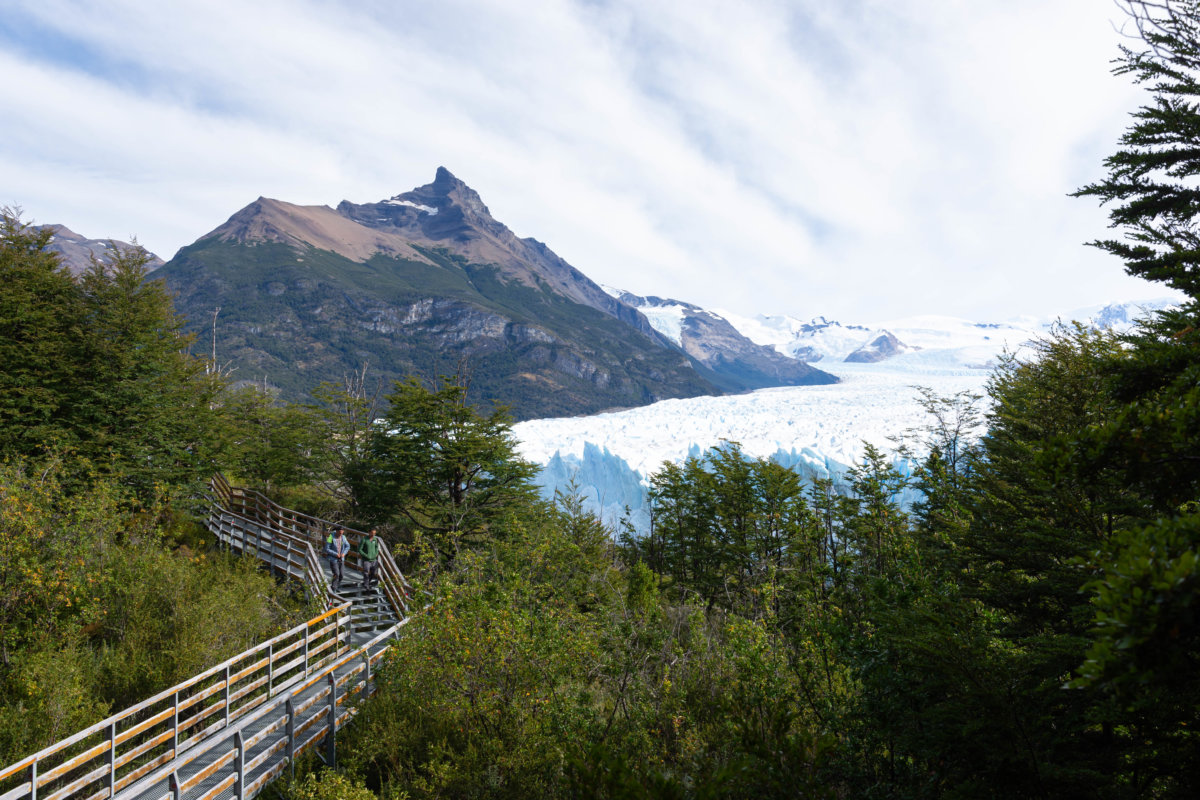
379, 167, 492, 219
429, 165, 478, 200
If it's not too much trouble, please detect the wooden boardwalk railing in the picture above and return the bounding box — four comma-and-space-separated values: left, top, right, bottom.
209, 475, 412, 619
0, 478, 420, 800
0, 605, 352, 800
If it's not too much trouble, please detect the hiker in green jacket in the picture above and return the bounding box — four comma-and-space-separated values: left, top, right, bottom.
359, 528, 380, 590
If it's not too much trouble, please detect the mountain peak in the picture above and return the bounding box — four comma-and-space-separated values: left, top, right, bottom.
402, 166, 489, 218
432, 165, 460, 188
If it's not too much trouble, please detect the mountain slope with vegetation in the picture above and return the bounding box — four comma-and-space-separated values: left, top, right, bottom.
154, 169, 729, 418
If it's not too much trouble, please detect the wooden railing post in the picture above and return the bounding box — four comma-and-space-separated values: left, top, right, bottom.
303, 625, 310, 677
234, 730, 245, 799
325, 673, 337, 768
362, 651, 372, 707
267, 641, 274, 697
224, 664, 232, 725
172, 690, 179, 754
286, 697, 296, 781
107, 721, 117, 797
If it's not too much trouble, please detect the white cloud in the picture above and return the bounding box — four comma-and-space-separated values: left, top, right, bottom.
0, 0, 1177, 321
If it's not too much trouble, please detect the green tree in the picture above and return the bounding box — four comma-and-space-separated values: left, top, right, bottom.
1074, 0, 1200, 295
1068, 3, 1200, 790
0, 211, 226, 497
75, 244, 225, 495
353, 377, 538, 560
0, 213, 83, 457
305, 372, 385, 509
925, 326, 1134, 797
648, 443, 821, 613
220, 387, 324, 493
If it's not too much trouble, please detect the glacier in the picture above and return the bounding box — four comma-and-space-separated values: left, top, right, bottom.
514, 360, 989, 531
512, 300, 1177, 532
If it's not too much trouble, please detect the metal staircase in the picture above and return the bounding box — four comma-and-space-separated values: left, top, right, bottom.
0, 477, 419, 800
338, 585, 401, 638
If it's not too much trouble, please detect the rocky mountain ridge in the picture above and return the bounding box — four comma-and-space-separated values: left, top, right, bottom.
607, 289, 836, 391
35, 224, 164, 276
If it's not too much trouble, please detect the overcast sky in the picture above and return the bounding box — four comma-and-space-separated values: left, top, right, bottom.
0, 0, 1179, 322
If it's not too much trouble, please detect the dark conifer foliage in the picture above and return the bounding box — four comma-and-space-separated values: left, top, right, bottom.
1075, 1, 1200, 295
0, 214, 85, 456
1070, 0, 1200, 696
0, 211, 225, 496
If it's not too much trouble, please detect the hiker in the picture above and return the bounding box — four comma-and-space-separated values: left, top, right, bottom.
359, 528, 380, 590
324, 528, 349, 591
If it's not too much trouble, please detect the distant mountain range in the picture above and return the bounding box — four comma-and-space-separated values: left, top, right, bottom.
716, 300, 1177, 371
38, 169, 1174, 422
36, 224, 164, 276
143, 168, 836, 418
619, 299, 1176, 372
610, 297, 926, 366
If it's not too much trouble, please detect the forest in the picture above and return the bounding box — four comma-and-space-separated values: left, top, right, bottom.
1, 3, 1198, 797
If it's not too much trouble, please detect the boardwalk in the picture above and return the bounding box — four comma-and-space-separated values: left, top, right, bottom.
0, 478, 417, 800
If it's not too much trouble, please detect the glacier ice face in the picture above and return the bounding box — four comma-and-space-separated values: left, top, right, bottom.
514, 360, 988, 531
633, 304, 687, 346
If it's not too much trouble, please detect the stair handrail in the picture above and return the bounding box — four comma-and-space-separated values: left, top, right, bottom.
2, 479, 420, 800
0, 603, 352, 800
210, 475, 413, 618
206, 498, 333, 610
117, 617, 411, 800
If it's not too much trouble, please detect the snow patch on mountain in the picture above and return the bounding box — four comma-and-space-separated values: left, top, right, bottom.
636, 304, 687, 346
719, 299, 1177, 367
715, 310, 897, 362
384, 198, 438, 214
